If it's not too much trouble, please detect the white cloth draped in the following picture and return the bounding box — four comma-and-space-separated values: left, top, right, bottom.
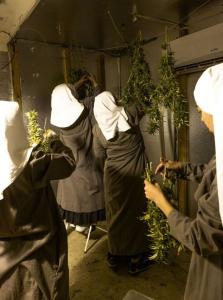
50, 84, 84, 128
194, 63, 223, 225
93, 91, 130, 140
0, 101, 32, 200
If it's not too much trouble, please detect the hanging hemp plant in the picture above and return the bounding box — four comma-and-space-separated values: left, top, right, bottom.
120, 34, 161, 134
146, 99, 161, 135
25, 110, 50, 152
141, 162, 184, 263
121, 35, 155, 110
151, 30, 188, 130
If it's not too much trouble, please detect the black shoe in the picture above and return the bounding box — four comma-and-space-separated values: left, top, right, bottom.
107, 253, 121, 268
128, 255, 153, 275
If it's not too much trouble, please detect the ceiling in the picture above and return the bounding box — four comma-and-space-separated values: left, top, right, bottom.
8, 0, 223, 51
0, 0, 40, 51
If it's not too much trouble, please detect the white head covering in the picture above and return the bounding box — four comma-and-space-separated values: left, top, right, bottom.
50, 84, 84, 128
94, 91, 131, 140
0, 101, 33, 200
194, 63, 223, 225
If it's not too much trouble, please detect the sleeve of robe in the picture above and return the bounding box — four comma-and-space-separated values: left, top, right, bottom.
124, 103, 144, 125
167, 189, 223, 257
0, 139, 76, 238
177, 162, 207, 182
30, 139, 76, 188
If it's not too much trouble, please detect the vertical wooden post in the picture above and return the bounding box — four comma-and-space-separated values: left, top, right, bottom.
117, 56, 121, 98
159, 115, 166, 159
177, 75, 189, 214
96, 54, 105, 91
159, 30, 168, 160
62, 47, 71, 83
176, 17, 189, 214
8, 40, 22, 109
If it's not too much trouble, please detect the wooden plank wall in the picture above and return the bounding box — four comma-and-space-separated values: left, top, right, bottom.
0, 51, 12, 100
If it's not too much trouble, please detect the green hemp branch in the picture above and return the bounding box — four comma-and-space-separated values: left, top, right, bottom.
25, 110, 42, 146
121, 35, 159, 132
150, 32, 189, 130
142, 162, 184, 263
121, 32, 188, 135
25, 110, 50, 152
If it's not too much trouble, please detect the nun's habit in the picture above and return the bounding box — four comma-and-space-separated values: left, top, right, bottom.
167, 64, 223, 300
93, 91, 149, 256
0, 101, 75, 300
50, 84, 105, 226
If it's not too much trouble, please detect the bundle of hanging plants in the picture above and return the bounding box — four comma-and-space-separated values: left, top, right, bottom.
121, 36, 155, 113
142, 162, 184, 263
150, 41, 189, 130
25, 110, 52, 152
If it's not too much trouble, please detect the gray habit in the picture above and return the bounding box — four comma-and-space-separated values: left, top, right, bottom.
168, 157, 223, 300
0, 140, 75, 300
57, 97, 105, 225
93, 105, 149, 256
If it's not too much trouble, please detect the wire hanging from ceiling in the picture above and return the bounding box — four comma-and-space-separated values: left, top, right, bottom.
96, 0, 214, 54
107, 10, 128, 45
0, 0, 215, 64
131, 0, 213, 43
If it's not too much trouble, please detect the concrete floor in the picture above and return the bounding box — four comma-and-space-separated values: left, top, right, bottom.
68, 223, 190, 300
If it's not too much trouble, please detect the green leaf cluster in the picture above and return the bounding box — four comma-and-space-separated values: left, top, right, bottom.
25, 110, 43, 146
25, 110, 50, 152
121, 38, 155, 112
142, 163, 184, 264
151, 43, 189, 129
121, 36, 188, 134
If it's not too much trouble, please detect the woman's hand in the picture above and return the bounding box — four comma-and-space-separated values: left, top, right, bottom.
88, 73, 98, 88
74, 75, 88, 90
144, 180, 163, 203
144, 180, 174, 217
43, 129, 57, 140
43, 129, 58, 145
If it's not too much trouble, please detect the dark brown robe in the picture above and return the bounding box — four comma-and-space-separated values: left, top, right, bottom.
57, 96, 105, 225
93, 105, 149, 256
0, 140, 75, 300
168, 157, 223, 300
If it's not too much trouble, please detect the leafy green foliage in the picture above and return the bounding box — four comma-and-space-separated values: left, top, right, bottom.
121, 37, 155, 112
25, 110, 50, 152
142, 163, 184, 263
151, 43, 189, 129
146, 99, 161, 134
122, 32, 187, 262
121, 35, 188, 134
25, 110, 43, 146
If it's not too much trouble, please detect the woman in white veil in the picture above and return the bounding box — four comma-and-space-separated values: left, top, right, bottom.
0, 100, 75, 300
144, 64, 223, 300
